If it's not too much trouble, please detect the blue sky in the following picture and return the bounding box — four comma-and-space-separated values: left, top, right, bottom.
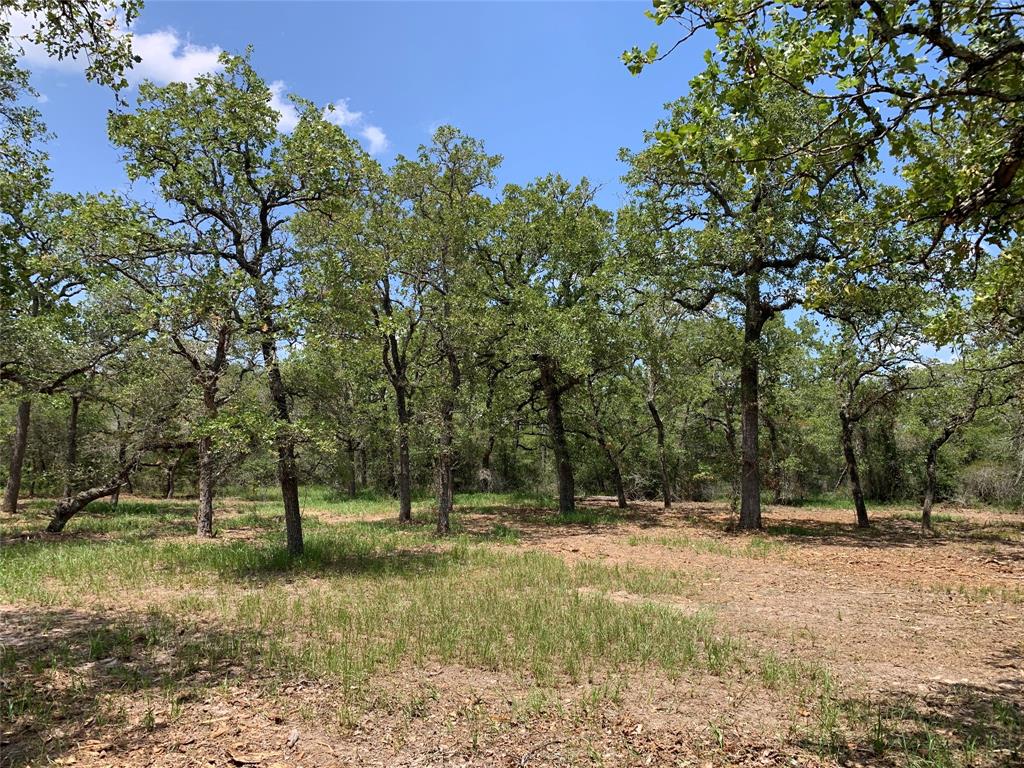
19, 1, 709, 210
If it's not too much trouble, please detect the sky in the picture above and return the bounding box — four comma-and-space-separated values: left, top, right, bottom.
15, 0, 711, 210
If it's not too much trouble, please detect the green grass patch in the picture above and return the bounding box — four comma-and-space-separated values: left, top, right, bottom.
628, 533, 784, 559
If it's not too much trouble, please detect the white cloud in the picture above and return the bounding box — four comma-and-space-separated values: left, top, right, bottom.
360, 124, 388, 155
5, 9, 389, 151
130, 30, 222, 84
324, 98, 362, 128
4, 11, 221, 85
299, 92, 389, 155
269, 80, 300, 133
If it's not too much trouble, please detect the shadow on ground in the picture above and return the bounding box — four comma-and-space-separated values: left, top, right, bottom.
802, 657, 1024, 767
0, 605, 263, 768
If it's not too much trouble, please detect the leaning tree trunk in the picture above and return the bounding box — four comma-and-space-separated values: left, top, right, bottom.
538, 359, 575, 516
47, 464, 135, 533
738, 289, 762, 530
2, 399, 31, 514
261, 334, 303, 556
647, 398, 671, 509
840, 411, 870, 528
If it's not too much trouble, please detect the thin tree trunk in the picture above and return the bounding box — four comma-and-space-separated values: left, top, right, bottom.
165, 463, 176, 499
479, 366, 501, 492
604, 444, 628, 509
738, 285, 762, 530
538, 359, 574, 516
436, 348, 461, 536
479, 434, 495, 492
347, 440, 358, 498
383, 397, 397, 498
164, 453, 181, 499
3, 399, 31, 514
261, 335, 303, 556
110, 441, 127, 511
647, 398, 671, 509
840, 411, 869, 528
436, 423, 454, 535
64, 395, 81, 498
922, 443, 939, 532
359, 445, 368, 489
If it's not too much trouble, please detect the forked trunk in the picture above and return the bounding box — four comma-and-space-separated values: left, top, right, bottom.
2, 399, 31, 514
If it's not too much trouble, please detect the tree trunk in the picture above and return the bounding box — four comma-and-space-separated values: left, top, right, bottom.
261, 336, 303, 556
840, 411, 869, 528
47, 463, 135, 533
436, 349, 461, 536
538, 359, 575, 516
479, 434, 495, 492
2, 399, 31, 514
922, 430, 954, 532
196, 436, 215, 538
164, 456, 179, 499
604, 445, 628, 509
359, 445, 368, 489
395, 384, 413, 523
738, 285, 762, 530
922, 442, 939, 532
64, 395, 81, 498
436, 426, 454, 535
346, 440, 358, 498
647, 398, 671, 509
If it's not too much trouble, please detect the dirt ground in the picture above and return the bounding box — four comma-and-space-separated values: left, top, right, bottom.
2, 498, 1022, 767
